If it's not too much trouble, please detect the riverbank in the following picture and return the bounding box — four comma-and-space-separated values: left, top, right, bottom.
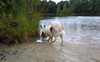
0, 39, 100, 62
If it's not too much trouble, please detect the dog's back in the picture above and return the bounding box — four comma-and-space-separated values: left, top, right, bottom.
51, 21, 65, 37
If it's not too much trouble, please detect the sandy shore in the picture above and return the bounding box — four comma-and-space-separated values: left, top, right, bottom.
0, 40, 100, 62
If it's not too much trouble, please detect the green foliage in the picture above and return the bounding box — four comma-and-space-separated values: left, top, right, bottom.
39, 0, 56, 17
60, 2, 68, 16
40, 0, 100, 16
0, 0, 41, 43
57, 4, 61, 16
48, 1, 57, 14
0, 0, 13, 18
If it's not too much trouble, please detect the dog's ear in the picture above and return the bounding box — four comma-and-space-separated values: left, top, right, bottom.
50, 27, 53, 32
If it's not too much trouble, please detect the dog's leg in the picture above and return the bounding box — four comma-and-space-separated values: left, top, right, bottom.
50, 36, 53, 42
47, 37, 51, 42
47, 36, 53, 42
51, 37, 57, 43
60, 35, 63, 46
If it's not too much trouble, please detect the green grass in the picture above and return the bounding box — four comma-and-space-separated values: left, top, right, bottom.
0, 13, 41, 44
0, 0, 41, 44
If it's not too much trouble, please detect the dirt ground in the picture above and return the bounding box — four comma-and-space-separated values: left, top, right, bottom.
0, 39, 100, 62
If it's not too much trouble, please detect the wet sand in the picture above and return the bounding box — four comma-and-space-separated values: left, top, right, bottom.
0, 39, 100, 62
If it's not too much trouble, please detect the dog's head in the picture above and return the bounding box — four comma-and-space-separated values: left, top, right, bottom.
40, 25, 53, 39
40, 25, 47, 39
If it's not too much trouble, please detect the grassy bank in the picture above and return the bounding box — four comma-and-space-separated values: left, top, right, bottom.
0, 0, 41, 44
0, 15, 41, 44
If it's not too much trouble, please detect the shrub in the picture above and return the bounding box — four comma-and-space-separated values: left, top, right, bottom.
0, 0, 41, 44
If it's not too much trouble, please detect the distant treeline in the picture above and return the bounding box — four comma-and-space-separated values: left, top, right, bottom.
39, 0, 100, 16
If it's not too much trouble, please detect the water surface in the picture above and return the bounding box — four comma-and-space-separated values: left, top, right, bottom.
40, 16, 100, 47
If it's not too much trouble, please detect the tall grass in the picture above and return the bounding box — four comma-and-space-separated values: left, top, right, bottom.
0, 14, 41, 44
0, 0, 41, 44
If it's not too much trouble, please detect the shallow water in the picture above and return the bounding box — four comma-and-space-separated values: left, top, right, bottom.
40, 16, 100, 45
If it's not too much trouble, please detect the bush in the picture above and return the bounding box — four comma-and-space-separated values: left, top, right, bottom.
0, 0, 41, 44
0, 14, 41, 44
0, 16, 39, 43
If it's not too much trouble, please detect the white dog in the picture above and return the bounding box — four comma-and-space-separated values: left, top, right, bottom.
40, 21, 65, 46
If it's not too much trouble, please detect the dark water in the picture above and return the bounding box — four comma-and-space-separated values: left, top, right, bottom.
40, 16, 100, 45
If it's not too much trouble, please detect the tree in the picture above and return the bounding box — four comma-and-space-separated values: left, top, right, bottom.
57, 4, 61, 16
48, 1, 57, 14
61, 3, 67, 16
39, 0, 100, 16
